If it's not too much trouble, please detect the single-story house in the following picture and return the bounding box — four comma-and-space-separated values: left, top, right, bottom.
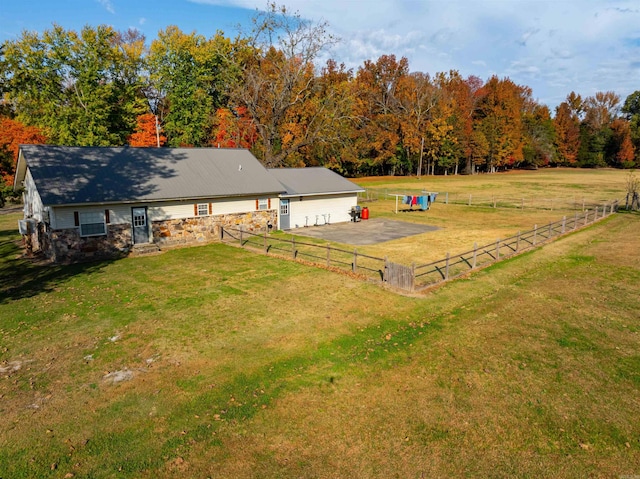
13, 145, 363, 262
268, 167, 364, 229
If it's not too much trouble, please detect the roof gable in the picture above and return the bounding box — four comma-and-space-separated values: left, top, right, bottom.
267, 167, 364, 197
18, 146, 285, 206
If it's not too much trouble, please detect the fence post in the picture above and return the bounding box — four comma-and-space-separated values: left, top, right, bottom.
521, 198, 524, 210
582, 198, 585, 211
384, 256, 388, 282
445, 192, 449, 204
264, 229, 267, 253
240, 226, 243, 248
411, 262, 416, 292
574, 212, 578, 230
353, 248, 357, 273
219, 225, 224, 241
468, 194, 472, 206
326, 243, 330, 267
584, 210, 589, 226
292, 236, 296, 260
533, 225, 537, 245
516, 231, 520, 251
548, 223, 552, 239
445, 252, 450, 280
496, 239, 500, 260
562, 216, 566, 234
493, 196, 496, 208
472, 243, 477, 269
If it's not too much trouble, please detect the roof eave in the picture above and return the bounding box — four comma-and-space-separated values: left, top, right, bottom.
13, 149, 28, 192
44, 191, 287, 209
280, 189, 364, 198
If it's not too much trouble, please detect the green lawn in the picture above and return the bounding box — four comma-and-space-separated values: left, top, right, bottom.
1, 173, 639, 477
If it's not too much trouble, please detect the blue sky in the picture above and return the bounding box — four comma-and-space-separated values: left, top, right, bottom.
1, 0, 639, 110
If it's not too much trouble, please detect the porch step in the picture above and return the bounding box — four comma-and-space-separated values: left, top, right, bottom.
130, 243, 161, 256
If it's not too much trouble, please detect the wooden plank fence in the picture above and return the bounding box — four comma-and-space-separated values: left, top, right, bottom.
220, 200, 618, 293
221, 226, 387, 282
384, 260, 415, 291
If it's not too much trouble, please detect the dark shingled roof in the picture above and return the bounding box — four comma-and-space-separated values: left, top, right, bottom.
18, 145, 285, 206
267, 167, 364, 197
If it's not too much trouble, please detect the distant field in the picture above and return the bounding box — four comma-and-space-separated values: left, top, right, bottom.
1, 169, 638, 478
356, 167, 629, 200
285, 168, 630, 265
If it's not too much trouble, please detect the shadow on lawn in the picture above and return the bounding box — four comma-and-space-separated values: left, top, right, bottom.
0, 228, 113, 304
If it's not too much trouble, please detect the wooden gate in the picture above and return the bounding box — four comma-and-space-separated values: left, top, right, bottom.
385, 261, 414, 291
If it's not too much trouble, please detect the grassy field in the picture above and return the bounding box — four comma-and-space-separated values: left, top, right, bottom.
1, 169, 639, 478
282, 168, 631, 266
357, 167, 629, 200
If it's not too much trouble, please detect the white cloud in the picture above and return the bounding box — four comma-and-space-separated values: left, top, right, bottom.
97, 0, 115, 14
191, 0, 640, 108
139, 17, 147, 26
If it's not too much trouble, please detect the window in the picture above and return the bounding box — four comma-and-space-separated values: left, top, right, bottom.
280, 200, 289, 215
132, 210, 146, 227
79, 211, 106, 237
258, 198, 269, 210
196, 203, 209, 216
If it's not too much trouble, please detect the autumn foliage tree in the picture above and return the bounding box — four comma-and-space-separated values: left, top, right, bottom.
232, 5, 339, 167
0, 7, 637, 176
438, 72, 485, 174
353, 55, 408, 175
611, 119, 636, 168
475, 76, 529, 171
1, 25, 145, 146
554, 101, 581, 165
211, 106, 257, 149
0, 117, 47, 186
128, 113, 166, 147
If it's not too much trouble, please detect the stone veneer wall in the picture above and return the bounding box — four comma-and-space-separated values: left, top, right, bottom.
49, 224, 132, 263
152, 210, 276, 248
23, 221, 46, 256
43, 210, 276, 262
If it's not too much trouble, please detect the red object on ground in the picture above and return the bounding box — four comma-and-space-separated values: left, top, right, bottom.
361, 206, 369, 220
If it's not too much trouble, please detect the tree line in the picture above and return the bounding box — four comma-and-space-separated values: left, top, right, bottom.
1, 4, 639, 189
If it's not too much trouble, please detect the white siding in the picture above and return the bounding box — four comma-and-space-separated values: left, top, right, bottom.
287, 193, 357, 229
52, 206, 114, 230
23, 169, 45, 221
50, 196, 279, 229
108, 205, 137, 224
148, 196, 277, 221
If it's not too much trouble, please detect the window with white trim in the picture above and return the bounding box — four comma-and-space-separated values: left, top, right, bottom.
196, 203, 209, 216
79, 211, 106, 237
258, 198, 269, 210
